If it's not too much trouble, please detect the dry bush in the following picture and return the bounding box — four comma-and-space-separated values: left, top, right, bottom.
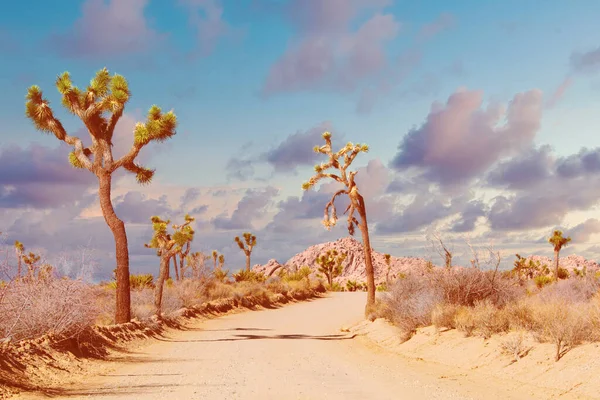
383, 274, 442, 337
172, 279, 208, 307
587, 294, 600, 341
538, 277, 600, 303
130, 287, 184, 320
470, 300, 510, 339
529, 299, 592, 361
0, 277, 99, 342
431, 303, 460, 330
205, 281, 235, 300
500, 331, 528, 361
431, 267, 523, 307
454, 306, 476, 337
505, 300, 537, 331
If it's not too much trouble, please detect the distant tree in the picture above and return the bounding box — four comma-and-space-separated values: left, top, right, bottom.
21, 251, 41, 281
218, 254, 225, 269
315, 249, 346, 287
25, 68, 177, 323
302, 131, 376, 317
548, 230, 571, 283
235, 232, 256, 272
145, 214, 195, 316
14, 241, 24, 278
384, 253, 392, 286
212, 250, 218, 269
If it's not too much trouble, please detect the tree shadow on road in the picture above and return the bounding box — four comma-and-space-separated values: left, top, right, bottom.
156, 333, 357, 343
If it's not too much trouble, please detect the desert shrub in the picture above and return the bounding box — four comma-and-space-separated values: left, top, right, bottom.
529, 299, 592, 361
376, 283, 387, 292
346, 280, 359, 292
505, 300, 537, 331
328, 282, 344, 292
534, 275, 552, 289
281, 266, 311, 282
265, 276, 288, 295
383, 273, 442, 337
538, 277, 600, 303
205, 281, 235, 300
130, 287, 183, 320
0, 277, 100, 341
431, 303, 460, 330
213, 268, 229, 283
431, 267, 523, 307
103, 273, 155, 291
557, 267, 570, 280
470, 300, 510, 339
172, 279, 208, 307
587, 294, 600, 341
232, 269, 267, 283
454, 306, 476, 337
500, 331, 528, 361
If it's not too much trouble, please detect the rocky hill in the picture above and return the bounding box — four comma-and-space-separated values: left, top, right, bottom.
252, 237, 432, 285
253, 237, 600, 284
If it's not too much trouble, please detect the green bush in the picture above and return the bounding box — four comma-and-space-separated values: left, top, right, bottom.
232, 269, 267, 283
535, 275, 553, 289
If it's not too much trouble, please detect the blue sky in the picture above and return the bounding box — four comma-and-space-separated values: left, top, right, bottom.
1, 0, 600, 279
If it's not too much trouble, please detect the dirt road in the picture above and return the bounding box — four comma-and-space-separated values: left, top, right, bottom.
17, 293, 579, 399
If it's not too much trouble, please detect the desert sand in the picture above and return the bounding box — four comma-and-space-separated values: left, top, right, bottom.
12, 293, 596, 400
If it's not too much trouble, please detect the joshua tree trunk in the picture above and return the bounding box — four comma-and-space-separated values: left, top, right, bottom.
98, 173, 131, 324
166, 257, 170, 280
245, 254, 251, 272
154, 255, 169, 317
554, 249, 560, 282
16, 253, 22, 279
173, 255, 180, 281
327, 274, 333, 287
355, 195, 375, 317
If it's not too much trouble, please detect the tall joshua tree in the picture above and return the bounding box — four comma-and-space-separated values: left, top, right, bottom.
548, 230, 571, 282
235, 232, 256, 272
316, 249, 346, 286
25, 68, 177, 323
302, 131, 376, 317
145, 214, 195, 316
14, 241, 24, 278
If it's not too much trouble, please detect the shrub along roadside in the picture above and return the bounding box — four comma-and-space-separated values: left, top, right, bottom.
378, 267, 600, 361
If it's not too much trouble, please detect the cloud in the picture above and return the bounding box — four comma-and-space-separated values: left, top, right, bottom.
568, 218, 600, 243
48, 0, 164, 59
0, 144, 96, 209
485, 145, 554, 190
417, 12, 456, 43
262, 0, 400, 95
555, 147, 600, 178
212, 186, 279, 230
390, 88, 544, 187
179, 0, 236, 58
261, 121, 334, 173
113, 192, 172, 224
225, 158, 256, 181
570, 46, 600, 74
450, 200, 487, 233
546, 77, 573, 108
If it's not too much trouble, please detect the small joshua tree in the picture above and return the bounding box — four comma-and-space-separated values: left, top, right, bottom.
548, 230, 571, 283
14, 241, 24, 278
21, 251, 41, 281
25, 68, 177, 323
145, 214, 195, 316
235, 232, 256, 272
302, 131, 376, 317
212, 250, 218, 269
384, 253, 392, 286
315, 249, 346, 287
218, 254, 225, 269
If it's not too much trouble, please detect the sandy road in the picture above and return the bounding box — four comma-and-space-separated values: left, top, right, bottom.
17, 293, 575, 399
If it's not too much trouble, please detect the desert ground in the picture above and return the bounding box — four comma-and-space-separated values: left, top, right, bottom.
10, 292, 595, 400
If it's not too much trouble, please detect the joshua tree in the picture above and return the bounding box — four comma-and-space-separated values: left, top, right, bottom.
14, 241, 24, 278
302, 131, 376, 316
315, 249, 346, 287
548, 230, 571, 282
21, 251, 41, 281
212, 250, 218, 269
218, 254, 225, 269
175, 241, 192, 280
384, 253, 392, 286
145, 214, 195, 316
235, 232, 256, 272
25, 68, 177, 323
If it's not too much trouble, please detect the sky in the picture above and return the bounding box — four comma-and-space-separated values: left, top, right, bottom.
1, 0, 600, 280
